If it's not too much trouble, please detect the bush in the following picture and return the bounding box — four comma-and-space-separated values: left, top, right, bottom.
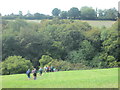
107, 56, 118, 67
47, 59, 88, 71
2, 56, 32, 75
39, 55, 53, 67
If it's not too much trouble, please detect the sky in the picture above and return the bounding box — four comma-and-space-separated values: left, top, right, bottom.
0, 0, 119, 15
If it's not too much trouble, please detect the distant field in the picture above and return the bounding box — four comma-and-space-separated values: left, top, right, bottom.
26, 20, 42, 23
6, 19, 116, 28
1, 68, 118, 88
81, 20, 116, 28
26, 20, 116, 28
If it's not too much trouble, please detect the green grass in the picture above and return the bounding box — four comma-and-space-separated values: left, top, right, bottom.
7, 20, 116, 28
81, 20, 116, 28
25, 20, 116, 28
1, 68, 118, 88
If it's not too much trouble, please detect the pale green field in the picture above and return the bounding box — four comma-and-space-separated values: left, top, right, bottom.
81, 20, 116, 28
6, 20, 116, 28
26, 20, 116, 28
26, 20, 42, 23
1, 68, 118, 88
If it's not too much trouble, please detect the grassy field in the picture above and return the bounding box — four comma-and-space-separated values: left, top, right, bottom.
81, 20, 116, 28
1, 68, 118, 88
6, 20, 116, 28
26, 20, 116, 28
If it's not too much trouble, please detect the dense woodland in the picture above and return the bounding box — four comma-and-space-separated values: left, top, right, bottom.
1, 7, 118, 20
1, 17, 119, 75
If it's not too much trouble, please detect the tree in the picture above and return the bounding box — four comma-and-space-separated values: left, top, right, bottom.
34, 13, 46, 19
2, 19, 119, 69
39, 55, 53, 67
18, 25, 52, 65
68, 7, 80, 19
98, 8, 118, 20
24, 11, 34, 19
67, 40, 95, 64
103, 8, 118, 20
60, 11, 68, 19
101, 30, 118, 57
2, 56, 32, 75
34, 13, 41, 19
97, 9, 105, 20
80, 6, 97, 20
2, 29, 21, 60
61, 30, 84, 51
52, 8, 61, 17
107, 56, 117, 67
19, 11, 23, 16
97, 28, 118, 68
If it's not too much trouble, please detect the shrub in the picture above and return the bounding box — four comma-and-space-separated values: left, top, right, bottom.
47, 59, 88, 71
39, 55, 53, 67
2, 56, 32, 75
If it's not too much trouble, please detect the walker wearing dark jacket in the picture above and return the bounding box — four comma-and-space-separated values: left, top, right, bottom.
32, 68, 37, 80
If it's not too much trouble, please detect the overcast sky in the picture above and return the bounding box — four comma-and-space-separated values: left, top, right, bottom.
0, 0, 119, 15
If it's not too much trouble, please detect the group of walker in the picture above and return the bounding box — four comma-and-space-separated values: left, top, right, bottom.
26, 66, 56, 80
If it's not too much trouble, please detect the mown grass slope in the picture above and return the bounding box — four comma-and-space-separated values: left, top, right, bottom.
1, 68, 118, 88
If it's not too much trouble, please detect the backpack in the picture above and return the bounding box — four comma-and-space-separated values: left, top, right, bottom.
26, 70, 30, 74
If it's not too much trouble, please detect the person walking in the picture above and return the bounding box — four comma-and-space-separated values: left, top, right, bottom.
45, 66, 49, 73
50, 66, 54, 72
39, 67, 43, 76
26, 69, 31, 79
32, 68, 37, 80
